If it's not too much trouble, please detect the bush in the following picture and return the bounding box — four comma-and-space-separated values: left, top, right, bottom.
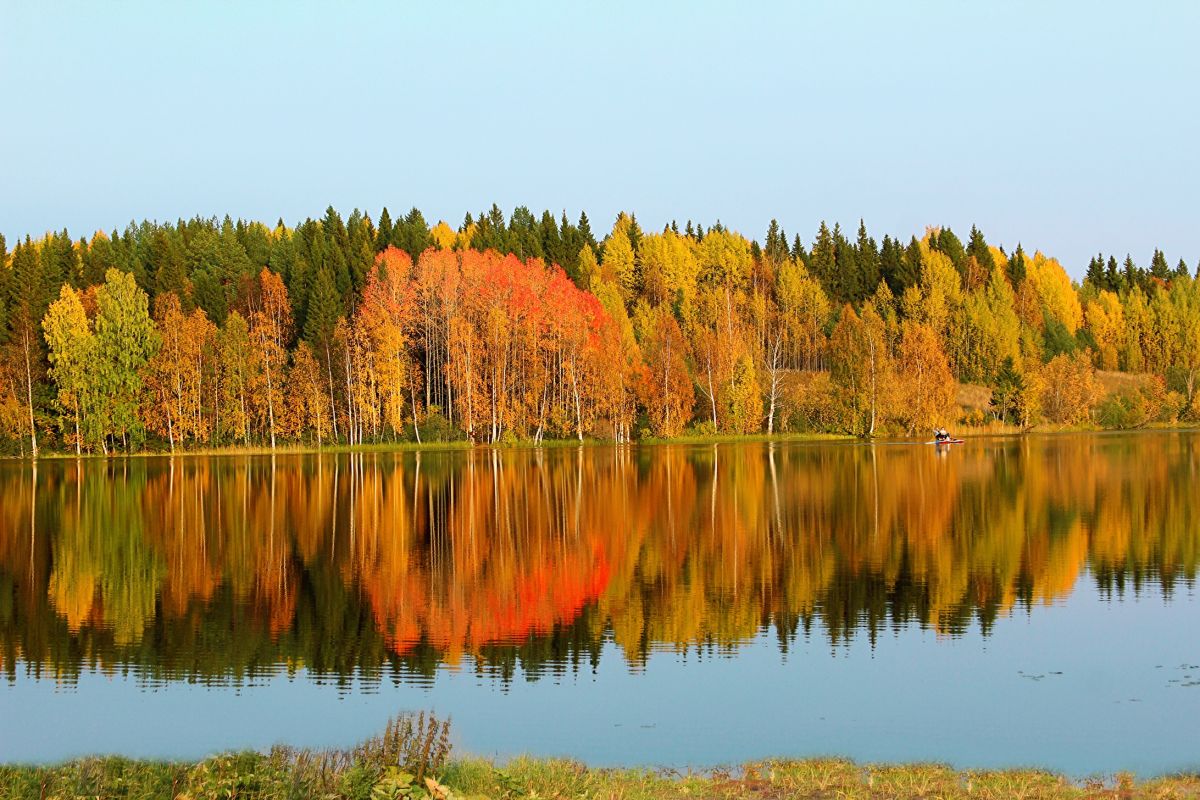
417, 409, 465, 442
958, 407, 990, 427
781, 371, 841, 433
1096, 378, 1172, 429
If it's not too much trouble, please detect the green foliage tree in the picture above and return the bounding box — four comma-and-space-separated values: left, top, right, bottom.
94, 269, 160, 452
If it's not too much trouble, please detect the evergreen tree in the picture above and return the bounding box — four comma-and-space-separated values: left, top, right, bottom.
1150, 248, 1170, 280
577, 211, 597, 251
321, 207, 352, 299
346, 209, 374, 293
791, 233, 808, 265
833, 224, 859, 302
150, 228, 189, 303
810, 222, 836, 294
376, 207, 394, 252
0, 234, 8, 344
879, 234, 911, 294
1085, 253, 1105, 289
932, 227, 966, 276
902, 236, 924, 289
508, 206, 543, 260
1106, 256, 1122, 293
303, 265, 342, 349
1007, 244, 1027, 284
990, 356, 1026, 425
965, 225, 996, 274
855, 220, 880, 299
539, 210, 562, 267
1122, 255, 1142, 292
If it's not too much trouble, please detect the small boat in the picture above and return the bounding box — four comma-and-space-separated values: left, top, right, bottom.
928, 438, 965, 445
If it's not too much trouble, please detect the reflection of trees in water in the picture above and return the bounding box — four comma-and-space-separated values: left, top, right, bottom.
0, 434, 1197, 684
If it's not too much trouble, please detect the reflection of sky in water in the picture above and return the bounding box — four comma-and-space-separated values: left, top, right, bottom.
3, 579, 1196, 777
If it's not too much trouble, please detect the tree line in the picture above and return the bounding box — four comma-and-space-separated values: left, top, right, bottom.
1, 205, 1197, 454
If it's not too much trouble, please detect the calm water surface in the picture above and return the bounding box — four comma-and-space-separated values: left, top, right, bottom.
0, 433, 1197, 775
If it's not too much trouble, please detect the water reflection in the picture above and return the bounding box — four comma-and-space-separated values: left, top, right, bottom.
1, 434, 1197, 687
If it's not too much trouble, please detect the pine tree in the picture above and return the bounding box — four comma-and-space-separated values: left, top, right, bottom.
1085, 253, 1105, 289
933, 227, 966, 276
879, 234, 907, 294
855, 220, 880, 299
1106, 256, 1122, 293
791, 233, 808, 265
376, 207, 394, 252
150, 228, 189, 303
1007, 244, 1027, 284
900, 236, 923, 290
577, 211, 596, 251
809, 222, 836, 294
304, 265, 342, 347
347, 209, 374, 293
1150, 248, 1171, 279
0, 234, 8, 344
764, 219, 787, 265
1123, 255, 1141, 292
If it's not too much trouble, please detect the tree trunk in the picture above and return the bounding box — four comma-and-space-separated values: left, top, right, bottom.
22, 333, 37, 459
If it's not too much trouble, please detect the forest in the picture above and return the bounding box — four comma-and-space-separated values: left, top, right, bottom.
1, 205, 1197, 455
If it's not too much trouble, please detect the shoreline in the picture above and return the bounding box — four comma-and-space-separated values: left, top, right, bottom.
2, 752, 1197, 799
4, 424, 1198, 462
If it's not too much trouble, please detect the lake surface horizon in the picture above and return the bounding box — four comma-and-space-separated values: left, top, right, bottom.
1, 434, 1197, 776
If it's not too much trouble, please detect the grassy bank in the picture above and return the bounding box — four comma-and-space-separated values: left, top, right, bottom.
7, 424, 1200, 461
4, 752, 1200, 799
4, 431, 857, 460
2, 714, 1197, 800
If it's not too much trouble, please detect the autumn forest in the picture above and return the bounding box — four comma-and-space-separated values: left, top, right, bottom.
1, 206, 1198, 456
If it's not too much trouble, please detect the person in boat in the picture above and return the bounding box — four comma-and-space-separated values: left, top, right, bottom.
934, 427, 951, 442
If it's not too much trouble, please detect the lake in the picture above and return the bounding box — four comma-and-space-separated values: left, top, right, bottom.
0, 433, 1197, 776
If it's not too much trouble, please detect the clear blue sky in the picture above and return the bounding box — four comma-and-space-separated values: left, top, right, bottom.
2, 1, 1197, 276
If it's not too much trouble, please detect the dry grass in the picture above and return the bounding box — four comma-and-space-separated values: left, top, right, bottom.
1096, 370, 1157, 395
4, 749, 1200, 799
957, 382, 993, 410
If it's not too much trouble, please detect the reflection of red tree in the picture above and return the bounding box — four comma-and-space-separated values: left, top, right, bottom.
350, 456, 621, 660
372, 544, 611, 658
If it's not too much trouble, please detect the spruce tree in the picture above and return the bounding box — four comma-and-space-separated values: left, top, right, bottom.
791, 233, 808, 265
578, 211, 597, 250
347, 209, 374, 293
879, 234, 909, 294
1123, 255, 1141, 291
1150, 248, 1170, 279
933, 227, 966, 275
1007, 244, 1027, 284
810, 222, 836, 294
1085, 254, 1105, 289
376, 207, 394, 251
0, 233, 7, 344
150, 228, 189, 303
855, 220, 880, 298
1104, 256, 1122, 292
765, 219, 789, 265
965, 225, 996, 274
303, 265, 342, 349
